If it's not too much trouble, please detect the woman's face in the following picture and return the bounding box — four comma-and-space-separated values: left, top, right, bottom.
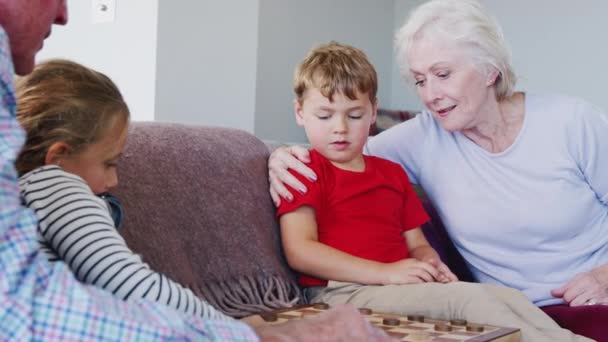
407, 38, 498, 132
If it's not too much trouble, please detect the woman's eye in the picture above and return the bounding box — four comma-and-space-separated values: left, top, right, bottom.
437, 71, 450, 79
415, 79, 425, 86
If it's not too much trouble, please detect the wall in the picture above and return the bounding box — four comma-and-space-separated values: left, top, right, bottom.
38, 1, 608, 133
390, 0, 608, 112
154, 1, 259, 132
38, 0, 159, 121
254, 0, 396, 143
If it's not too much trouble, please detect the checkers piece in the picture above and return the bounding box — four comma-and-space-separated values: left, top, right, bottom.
467, 324, 485, 332
358, 307, 373, 315
434, 323, 452, 332
407, 314, 425, 322
260, 312, 278, 322
312, 302, 330, 310
450, 319, 467, 326
382, 317, 401, 326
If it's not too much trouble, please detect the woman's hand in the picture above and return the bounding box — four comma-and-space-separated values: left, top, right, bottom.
268, 145, 316, 206
551, 264, 608, 306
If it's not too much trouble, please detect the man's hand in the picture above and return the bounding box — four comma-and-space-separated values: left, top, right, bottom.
268, 145, 315, 206
551, 264, 608, 306
253, 304, 397, 342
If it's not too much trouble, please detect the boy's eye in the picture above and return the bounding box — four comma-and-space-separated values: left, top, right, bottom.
349, 114, 363, 120
316, 114, 330, 120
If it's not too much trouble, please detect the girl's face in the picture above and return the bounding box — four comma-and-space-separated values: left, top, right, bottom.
60, 118, 128, 195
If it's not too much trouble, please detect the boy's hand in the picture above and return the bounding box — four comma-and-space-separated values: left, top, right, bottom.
424, 258, 458, 283
380, 259, 442, 285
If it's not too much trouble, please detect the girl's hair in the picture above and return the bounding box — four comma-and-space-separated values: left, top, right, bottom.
294, 41, 378, 105
15, 59, 130, 175
395, 0, 516, 101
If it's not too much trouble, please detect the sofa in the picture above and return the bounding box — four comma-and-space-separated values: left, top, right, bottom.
113, 121, 473, 318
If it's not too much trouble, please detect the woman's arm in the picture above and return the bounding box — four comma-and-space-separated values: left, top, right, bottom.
20, 165, 230, 320
268, 145, 316, 206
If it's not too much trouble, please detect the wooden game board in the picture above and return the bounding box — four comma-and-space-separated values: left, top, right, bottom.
261, 303, 521, 341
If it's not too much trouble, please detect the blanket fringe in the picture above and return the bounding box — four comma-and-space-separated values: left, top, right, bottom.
197, 274, 302, 317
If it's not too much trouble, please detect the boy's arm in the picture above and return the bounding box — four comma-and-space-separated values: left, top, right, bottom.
405, 227, 458, 282
280, 206, 440, 285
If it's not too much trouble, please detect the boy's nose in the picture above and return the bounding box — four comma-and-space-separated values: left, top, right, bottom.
333, 117, 348, 133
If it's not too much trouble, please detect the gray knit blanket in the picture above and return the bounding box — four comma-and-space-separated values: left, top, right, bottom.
114, 122, 302, 317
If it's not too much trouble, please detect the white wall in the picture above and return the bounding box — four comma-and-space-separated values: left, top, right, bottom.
38, 1, 608, 134
154, 1, 259, 132
485, 0, 608, 112
38, 0, 159, 121
390, 0, 608, 112
254, 0, 396, 143
391, 0, 425, 111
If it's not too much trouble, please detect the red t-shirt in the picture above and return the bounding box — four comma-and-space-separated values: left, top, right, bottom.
277, 150, 429, 287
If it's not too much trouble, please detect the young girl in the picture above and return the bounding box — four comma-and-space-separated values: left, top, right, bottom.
15, 59, 235, 322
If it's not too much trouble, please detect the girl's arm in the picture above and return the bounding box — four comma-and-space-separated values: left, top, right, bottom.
20, 165, 230, 320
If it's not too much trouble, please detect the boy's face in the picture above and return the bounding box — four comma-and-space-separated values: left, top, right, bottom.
295, 88, 377, 171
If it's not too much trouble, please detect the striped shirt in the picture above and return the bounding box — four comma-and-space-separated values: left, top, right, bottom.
20, 165, 230, 320
1, 25, 257, 341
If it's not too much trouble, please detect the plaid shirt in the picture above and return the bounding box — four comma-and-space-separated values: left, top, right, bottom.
0, 27, 258, 341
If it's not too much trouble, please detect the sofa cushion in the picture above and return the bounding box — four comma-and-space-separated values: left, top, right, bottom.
114, 122, 301, 317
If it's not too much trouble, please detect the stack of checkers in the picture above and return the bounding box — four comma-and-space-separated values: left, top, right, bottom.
261, 303, 521, 341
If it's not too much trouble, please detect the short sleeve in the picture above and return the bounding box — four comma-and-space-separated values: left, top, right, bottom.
276, 154, 324, 217
365, 113, 434, 185
566, 99, 608, 205
399, 168, 429, 231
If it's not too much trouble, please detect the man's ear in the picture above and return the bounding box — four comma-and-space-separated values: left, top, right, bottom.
44, 142, 72, 166
294, 99, 305, 126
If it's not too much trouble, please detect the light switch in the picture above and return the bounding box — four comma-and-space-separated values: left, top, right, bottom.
92, 0, 116, 24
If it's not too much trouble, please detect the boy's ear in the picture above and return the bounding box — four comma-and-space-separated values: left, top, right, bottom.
44, 142, 73, 166
370, 97, 378, 125
294, 99, 305, 126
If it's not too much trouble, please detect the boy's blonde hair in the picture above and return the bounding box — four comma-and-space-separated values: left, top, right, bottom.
15, 59, 130, 175
294, 41, 377, 105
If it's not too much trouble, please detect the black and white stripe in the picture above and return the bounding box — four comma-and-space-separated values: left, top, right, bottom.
20, 165, 228, 320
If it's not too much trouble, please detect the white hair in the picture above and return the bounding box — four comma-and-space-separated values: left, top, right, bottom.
395, 0, 516, 100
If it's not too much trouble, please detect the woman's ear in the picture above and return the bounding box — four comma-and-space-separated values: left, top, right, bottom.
44, 142, 72, 166
486, 69, 500, 86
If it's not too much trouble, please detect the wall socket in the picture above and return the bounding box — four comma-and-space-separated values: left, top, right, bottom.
92, 0, 116, 24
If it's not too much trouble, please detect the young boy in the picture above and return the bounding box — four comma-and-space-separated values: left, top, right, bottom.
276, 41, 589, 342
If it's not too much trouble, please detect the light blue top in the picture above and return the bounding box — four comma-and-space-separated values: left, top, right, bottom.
366, 93, 608, 306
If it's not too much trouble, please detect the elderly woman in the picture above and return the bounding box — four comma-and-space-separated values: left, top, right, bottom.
268, 0, 608, 341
